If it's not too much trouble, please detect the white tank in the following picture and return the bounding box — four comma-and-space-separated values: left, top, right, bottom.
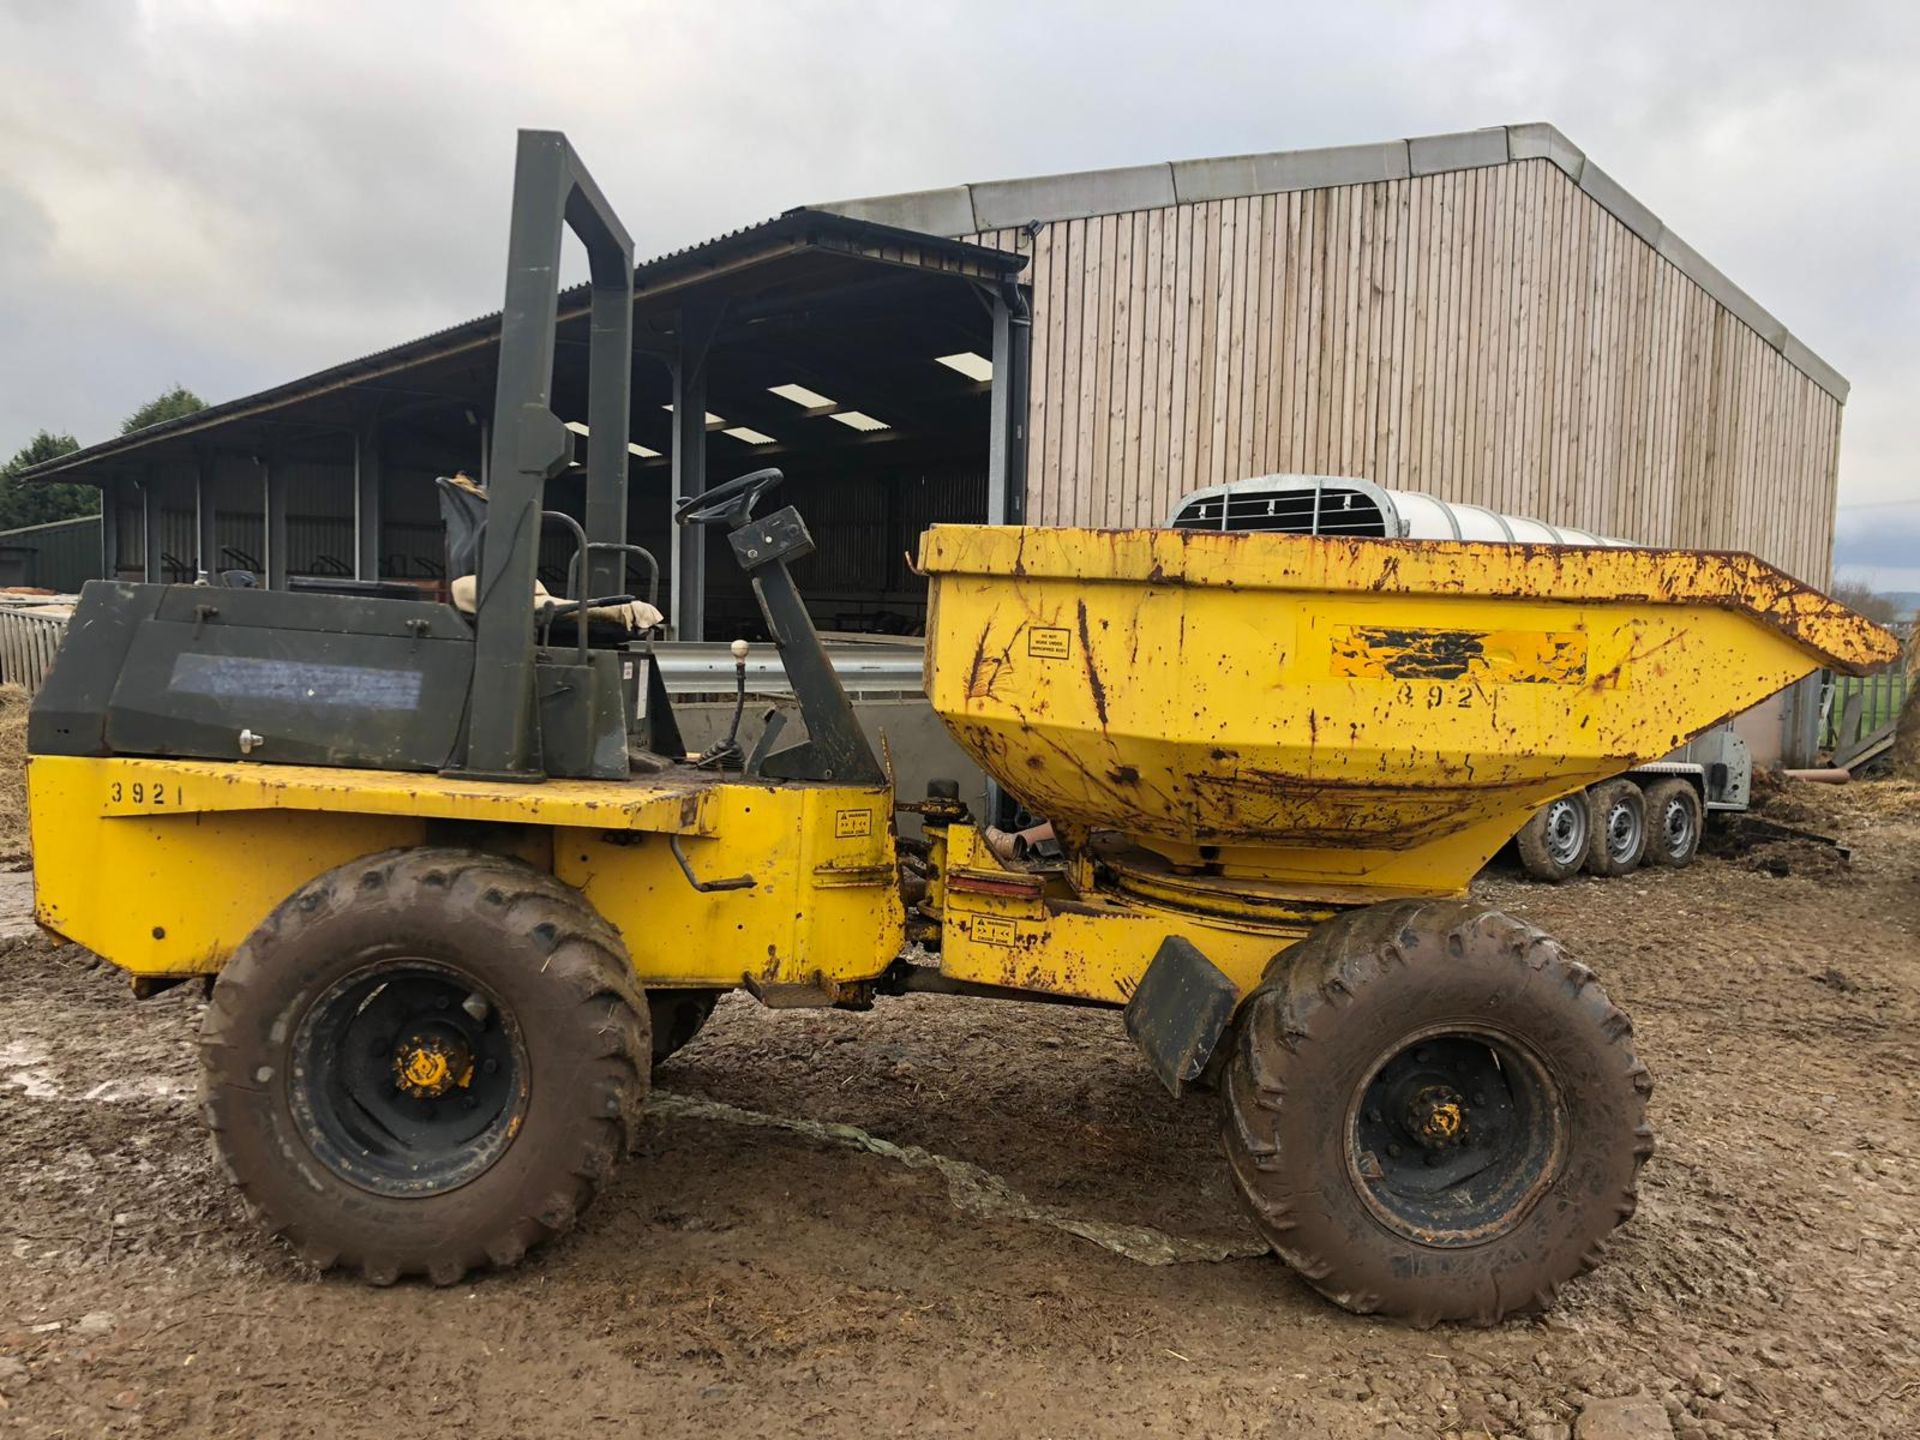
1166, 475, 1632, 547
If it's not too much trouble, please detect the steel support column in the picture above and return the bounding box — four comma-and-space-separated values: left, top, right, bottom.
670, 300, 724, 641
984, 280, 1032, 527
194, 453, 215, 582
141, 469, 161, 583
99, 476, 119, 580
353, 426, 382, 581
264, 461, 288, 590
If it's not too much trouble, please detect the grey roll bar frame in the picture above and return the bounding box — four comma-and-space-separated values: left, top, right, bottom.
460, 130, 635, 780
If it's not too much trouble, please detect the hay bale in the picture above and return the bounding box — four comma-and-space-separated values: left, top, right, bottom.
1890, 677, 1920, 779
0, 684, 28, 861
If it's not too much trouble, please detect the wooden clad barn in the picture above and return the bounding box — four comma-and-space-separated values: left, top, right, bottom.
825, 123, 1847, 586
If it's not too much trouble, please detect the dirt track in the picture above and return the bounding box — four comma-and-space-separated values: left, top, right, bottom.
1, 781, 1916, 1439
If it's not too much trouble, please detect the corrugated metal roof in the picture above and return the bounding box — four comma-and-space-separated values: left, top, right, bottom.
23, 209, 1023, 485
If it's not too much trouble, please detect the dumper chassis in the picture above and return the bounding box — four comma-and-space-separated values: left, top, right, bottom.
25, 133, 1897, 1325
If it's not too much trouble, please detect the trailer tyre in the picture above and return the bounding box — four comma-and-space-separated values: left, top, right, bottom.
1643, 778, 1703, 868
1221, 899, 1654, 1326
1515, 794, 1590, 882
200, 847, 649, 1285
1584, 778, 1648, 876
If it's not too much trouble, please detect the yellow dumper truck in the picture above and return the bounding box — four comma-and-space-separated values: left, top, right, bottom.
24, 133, 1898, 1324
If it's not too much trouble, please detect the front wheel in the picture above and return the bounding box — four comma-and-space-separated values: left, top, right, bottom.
200, 848, 649, 1285
1221, 900, 1654, 1325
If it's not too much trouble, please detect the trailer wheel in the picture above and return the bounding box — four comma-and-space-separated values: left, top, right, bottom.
1584, 779, 1648, 876
1515, 794, 1589, 881
1643, 779, 1703, 868
648, 989, 723, 1069
1221, 899, 1654, 1326
200, 847, 648, 1285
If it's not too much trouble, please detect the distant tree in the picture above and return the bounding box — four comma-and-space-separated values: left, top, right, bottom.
0, 430, 92, 530
1831, 578, 1900, 625
0, 385, 210, 534
121, 384, 206, 435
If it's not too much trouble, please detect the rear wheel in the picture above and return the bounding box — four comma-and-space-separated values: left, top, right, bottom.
1515, 794, 1589, 881
1221, 899, 1653, 1325
200, 848, 648, 1285
1643, 779, 1703, 868
1584, 779, 1648, 876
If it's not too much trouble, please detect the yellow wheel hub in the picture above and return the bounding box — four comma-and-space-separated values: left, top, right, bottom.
1423, 1100, 1464, 1143
392, 1032, 474, 1100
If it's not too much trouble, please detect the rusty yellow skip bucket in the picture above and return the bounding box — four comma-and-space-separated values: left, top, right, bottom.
920, 526, 1899, 898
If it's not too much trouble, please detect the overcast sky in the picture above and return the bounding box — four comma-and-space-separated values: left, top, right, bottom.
1, 1, 1913, 587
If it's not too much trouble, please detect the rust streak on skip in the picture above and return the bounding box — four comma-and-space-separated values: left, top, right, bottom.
1076, 600, 1110, 728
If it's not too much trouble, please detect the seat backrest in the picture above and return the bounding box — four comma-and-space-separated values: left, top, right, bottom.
436, 476, 488, 579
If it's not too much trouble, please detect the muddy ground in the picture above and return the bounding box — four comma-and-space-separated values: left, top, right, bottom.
1, 781, 1915, 1439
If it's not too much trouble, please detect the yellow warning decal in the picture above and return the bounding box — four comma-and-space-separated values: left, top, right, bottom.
834, 808, 874, 839
1330, 625, 1588, 685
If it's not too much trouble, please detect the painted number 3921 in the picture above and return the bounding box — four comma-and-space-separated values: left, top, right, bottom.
109, 779, 178, 807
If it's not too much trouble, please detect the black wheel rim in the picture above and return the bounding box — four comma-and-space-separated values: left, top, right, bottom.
289, 958, 529, 1197
1661, 796, 1695, 859
1544, 797, 1587, 869
1605, 799, 1642, 865
1346, 1025, 1566, 1247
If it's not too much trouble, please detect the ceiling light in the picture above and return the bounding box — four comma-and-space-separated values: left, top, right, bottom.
660, 405, 726, 425
935, 351, 994, 382
768, 382, 836, 409
568, 421, 660, 458
722, 426, 776, 446
830, 411, 889, 432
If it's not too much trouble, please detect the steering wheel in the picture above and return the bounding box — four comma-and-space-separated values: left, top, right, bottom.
674, 467, 784, 528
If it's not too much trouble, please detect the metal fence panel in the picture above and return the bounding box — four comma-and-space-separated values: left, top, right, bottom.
0, 607, 73, 693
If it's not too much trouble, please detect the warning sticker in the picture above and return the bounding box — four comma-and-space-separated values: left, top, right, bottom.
1027, 627, 1071, 660
972, 915, 1017, 947
834, 808, 874, 839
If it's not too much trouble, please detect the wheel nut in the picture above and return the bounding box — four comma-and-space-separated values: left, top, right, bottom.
1386, 1143, 1402, 1157
1367, 1107, 1383, 1124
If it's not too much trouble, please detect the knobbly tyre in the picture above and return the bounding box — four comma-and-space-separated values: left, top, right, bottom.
24, 132, 1899, 1323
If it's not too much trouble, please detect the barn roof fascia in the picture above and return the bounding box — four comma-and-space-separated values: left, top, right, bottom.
817, 123, 1848, 403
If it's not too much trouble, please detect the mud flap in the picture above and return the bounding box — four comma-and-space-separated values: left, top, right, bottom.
1124, 936, 1240, 1099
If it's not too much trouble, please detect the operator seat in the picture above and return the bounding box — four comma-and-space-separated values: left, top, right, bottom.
434, 474, 663, 635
